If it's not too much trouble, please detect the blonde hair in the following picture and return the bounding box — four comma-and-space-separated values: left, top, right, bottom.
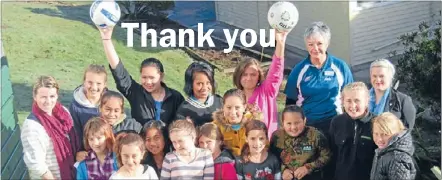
342, 81, 369, 98
233, 58, 265, 90
370, 59, 396, 77
33, 76, 59, 96
168, 119, 197, 138
83, 64, 107, 82
372, 112, 406, 135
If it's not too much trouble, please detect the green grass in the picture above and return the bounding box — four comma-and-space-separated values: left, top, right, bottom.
2, 1, 233, 125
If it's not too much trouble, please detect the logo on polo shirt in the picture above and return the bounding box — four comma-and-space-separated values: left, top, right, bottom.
324, 70, 335, 76
304, 76, 312, 82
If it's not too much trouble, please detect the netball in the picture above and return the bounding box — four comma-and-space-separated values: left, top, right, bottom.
267, 1, 299, 32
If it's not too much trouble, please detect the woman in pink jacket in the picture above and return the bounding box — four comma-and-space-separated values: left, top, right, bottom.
232, 31, 288, 138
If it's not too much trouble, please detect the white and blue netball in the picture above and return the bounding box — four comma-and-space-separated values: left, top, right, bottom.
268, 1, 299, 32
90, 0, 121, 28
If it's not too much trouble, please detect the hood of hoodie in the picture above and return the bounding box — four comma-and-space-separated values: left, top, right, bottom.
112, 113, 127, 127
73, 85, 100, 108
377, 130, 414, 156
214, 149, 235, 164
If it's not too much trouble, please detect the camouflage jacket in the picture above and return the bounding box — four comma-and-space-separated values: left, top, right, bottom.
269, 126, 331, 172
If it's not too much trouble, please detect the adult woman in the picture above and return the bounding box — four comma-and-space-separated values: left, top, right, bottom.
370, 112, 416, 180
175, 61, 223, 127
369, 59, 416, 130
232, 30, 288, 138
285, 21, 354, 134
141, 120, 172, 178
270, 105, 330, 180
21, 76, 79, 179
97, 27, 184, 126
70, 64, 108, 150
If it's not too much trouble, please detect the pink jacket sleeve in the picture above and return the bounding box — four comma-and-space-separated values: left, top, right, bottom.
260, 55, 284, 97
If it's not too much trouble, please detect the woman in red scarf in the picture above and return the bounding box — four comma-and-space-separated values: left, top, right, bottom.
21, 76, 79, 179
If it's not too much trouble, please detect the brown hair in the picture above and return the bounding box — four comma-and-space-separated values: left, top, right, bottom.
33, 76, 59, 96
241, 120, 268, 163
372, 112, 406, 136
168, 119, 197, 138
99, 90, 125, 114
198, 123, 224, 148
83, 64, 107, 82
113, 132, 145, 168
222, 88, 247, 105
232, 58, 265, 90
83, 117, 115, 152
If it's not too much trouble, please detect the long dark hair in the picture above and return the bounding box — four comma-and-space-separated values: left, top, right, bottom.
240, 120, 268, 163
281, 105, 306, 123
140, 120, 171, 158
183, 61, 216, 97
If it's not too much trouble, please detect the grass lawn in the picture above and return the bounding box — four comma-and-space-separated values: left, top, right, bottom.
2, 1, 233, 125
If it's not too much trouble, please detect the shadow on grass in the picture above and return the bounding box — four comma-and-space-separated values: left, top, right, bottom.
12, 83, 132, 118
24, 4, 168, 55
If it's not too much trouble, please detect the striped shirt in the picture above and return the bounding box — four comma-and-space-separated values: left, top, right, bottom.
161, 148, 214, 180
21, 113, 60, 179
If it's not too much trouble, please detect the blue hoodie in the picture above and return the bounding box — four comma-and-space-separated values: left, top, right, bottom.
69, 85, 100, 150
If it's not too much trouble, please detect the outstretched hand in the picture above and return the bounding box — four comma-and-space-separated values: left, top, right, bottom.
97, 26, 114, 40
275, 30, 288, 45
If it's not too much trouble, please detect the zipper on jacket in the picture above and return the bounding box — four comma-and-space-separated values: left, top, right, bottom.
353, 122, 359, 145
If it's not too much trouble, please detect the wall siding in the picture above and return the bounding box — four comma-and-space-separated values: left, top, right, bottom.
1, 40, 28, 179
215, 1, 352, 64
350, 1, 441, 66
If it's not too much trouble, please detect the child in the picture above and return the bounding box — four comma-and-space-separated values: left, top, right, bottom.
76, 118, 118, 180
140, 120, 172, 178
269, 105, 330, 180
370, 112, 416, 180
175, 61, 223, 127
198, 123, 238, 180
329, 82, 377, 180
70, 64, 108, 151
161, 119, 214, 179
212, 88, 263, 156
99, 90, 142, 134
235, 120, 281, 180
110, 132, 158, 179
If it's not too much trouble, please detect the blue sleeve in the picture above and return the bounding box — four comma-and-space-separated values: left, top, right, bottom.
342, 63, 354, 88
77, 161, 88, 180
112, 152, 119, 171
69, 102, 85, 150
284, 66, 300, 102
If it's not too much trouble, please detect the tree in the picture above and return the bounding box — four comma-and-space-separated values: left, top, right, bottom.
391, 12, 441, 121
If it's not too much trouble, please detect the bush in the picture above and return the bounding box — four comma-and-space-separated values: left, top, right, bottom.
391, 12, 441, 121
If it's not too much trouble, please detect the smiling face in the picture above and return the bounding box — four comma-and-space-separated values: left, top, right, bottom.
343, 89, 369, 119
88, 132, 107, 154
198, 135, 221, 156
100, 97, 123, 125
282, 112, 306, 137
34, 87, 58, 114
120, 143, 144, 169
170, 130, 195, 155
223, 96, 246, 124
192, 72, 212, 100
305, 33, 328, 61
246, 129, 267, 154
83, 72, 107, 100
140, 66, 163, 93
144, 128, 166, 155
370, 66, 393, 91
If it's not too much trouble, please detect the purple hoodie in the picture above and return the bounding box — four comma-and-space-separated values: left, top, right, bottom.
248, 55, 284, 138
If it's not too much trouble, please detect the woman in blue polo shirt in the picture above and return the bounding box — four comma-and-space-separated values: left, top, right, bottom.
284, 21, 354, 135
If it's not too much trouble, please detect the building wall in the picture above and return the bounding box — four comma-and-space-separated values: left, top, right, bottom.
350, 1, 441, 66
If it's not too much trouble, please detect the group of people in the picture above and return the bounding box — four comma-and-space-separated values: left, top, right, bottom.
20, 21, 418, 180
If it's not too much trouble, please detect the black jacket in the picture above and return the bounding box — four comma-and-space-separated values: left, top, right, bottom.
329, 112, 377, 180
370, 130, 416, 180
384, 89, 416, 130
109, 61, 184, 126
